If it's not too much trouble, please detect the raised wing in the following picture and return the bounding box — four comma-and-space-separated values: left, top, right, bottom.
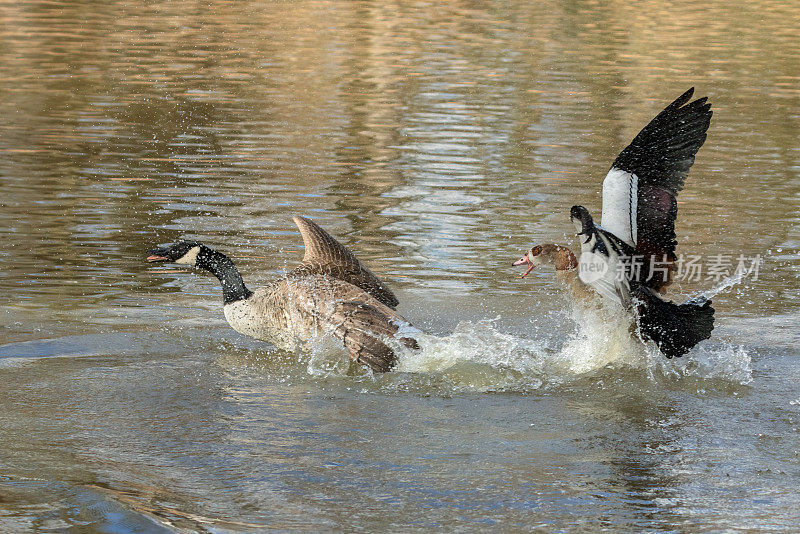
290, 216, 400, 309
600, 88, 712, 291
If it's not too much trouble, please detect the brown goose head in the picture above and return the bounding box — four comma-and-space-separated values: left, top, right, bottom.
513, 244, 577, 278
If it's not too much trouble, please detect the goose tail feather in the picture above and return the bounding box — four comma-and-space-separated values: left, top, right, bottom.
633, 285, 715, 358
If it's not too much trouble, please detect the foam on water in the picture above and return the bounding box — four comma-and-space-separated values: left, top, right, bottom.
373, 271, 754, 391
297, 289, 753, 393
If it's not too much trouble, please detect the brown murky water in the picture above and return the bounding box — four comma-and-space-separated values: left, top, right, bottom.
1, 0, 799, 531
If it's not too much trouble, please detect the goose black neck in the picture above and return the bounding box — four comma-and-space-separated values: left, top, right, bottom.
196, 246, 253, 304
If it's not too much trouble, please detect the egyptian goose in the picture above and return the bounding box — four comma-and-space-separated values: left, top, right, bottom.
512, 244, 595, 304
146, 216, 418, 372
515, 89, 715, 358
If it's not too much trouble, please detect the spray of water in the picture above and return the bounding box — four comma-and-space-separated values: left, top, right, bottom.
696, 264, 751, 300
297, 270, 754, 391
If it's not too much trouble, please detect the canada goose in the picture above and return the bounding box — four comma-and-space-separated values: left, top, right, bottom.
514, 88, 715, 358
146, 216, 418, 372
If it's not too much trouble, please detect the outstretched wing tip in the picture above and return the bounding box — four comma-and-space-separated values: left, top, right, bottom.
676, 87, 695, 104
291, 215, 318, 262
288, 215, 401, 309
292, 214, 311, 231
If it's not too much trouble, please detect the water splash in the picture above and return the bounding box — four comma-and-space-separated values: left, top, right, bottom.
554, 301, 644, 375
385, 302, 752, 391
395, 318, 549, 375
696, 264, 752, 300
385, 266, 758, 390
224, 269, 757, 391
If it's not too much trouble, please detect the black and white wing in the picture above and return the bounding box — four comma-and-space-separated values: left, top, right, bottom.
599, 88, 712, 292
577, 225, 636, 306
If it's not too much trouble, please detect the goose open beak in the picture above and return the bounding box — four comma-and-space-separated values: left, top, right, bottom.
146, 247, 170, 262
512, 254, 535, 278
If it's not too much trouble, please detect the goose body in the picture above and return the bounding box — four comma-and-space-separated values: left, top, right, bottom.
147, 216, 417, 372
515, 89, 715, 358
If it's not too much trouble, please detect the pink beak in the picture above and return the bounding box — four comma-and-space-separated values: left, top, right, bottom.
512, 254, 535, 278
146, 255, 169, 262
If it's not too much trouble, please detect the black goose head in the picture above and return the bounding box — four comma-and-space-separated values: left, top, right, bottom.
146, 240, 203, 266
570, 205, 595, 244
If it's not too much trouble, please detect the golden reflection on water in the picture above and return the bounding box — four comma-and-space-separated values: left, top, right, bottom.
1, 0, 800, 530
1, 1, 797, 317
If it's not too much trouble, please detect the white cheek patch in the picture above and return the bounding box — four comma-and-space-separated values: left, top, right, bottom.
175, 246, 201, 265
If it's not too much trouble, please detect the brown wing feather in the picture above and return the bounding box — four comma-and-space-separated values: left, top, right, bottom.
328, 299, 418, 372
290, 216, 400, 309
295, 276, 417, 372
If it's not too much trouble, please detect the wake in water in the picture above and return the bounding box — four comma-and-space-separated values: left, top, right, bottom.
304, 269, 756, 391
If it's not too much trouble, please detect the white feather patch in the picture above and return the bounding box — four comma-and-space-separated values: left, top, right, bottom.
600, 167, 638, 247
577, 229, 630, 307
223, 299, 259, 338
175, 246, 200, 265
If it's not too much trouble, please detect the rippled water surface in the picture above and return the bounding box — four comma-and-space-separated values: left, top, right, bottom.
2, 0, 800, 531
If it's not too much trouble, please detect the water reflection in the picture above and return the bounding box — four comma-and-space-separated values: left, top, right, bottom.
571, 392, 688, 528
2, 0, 800, 530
